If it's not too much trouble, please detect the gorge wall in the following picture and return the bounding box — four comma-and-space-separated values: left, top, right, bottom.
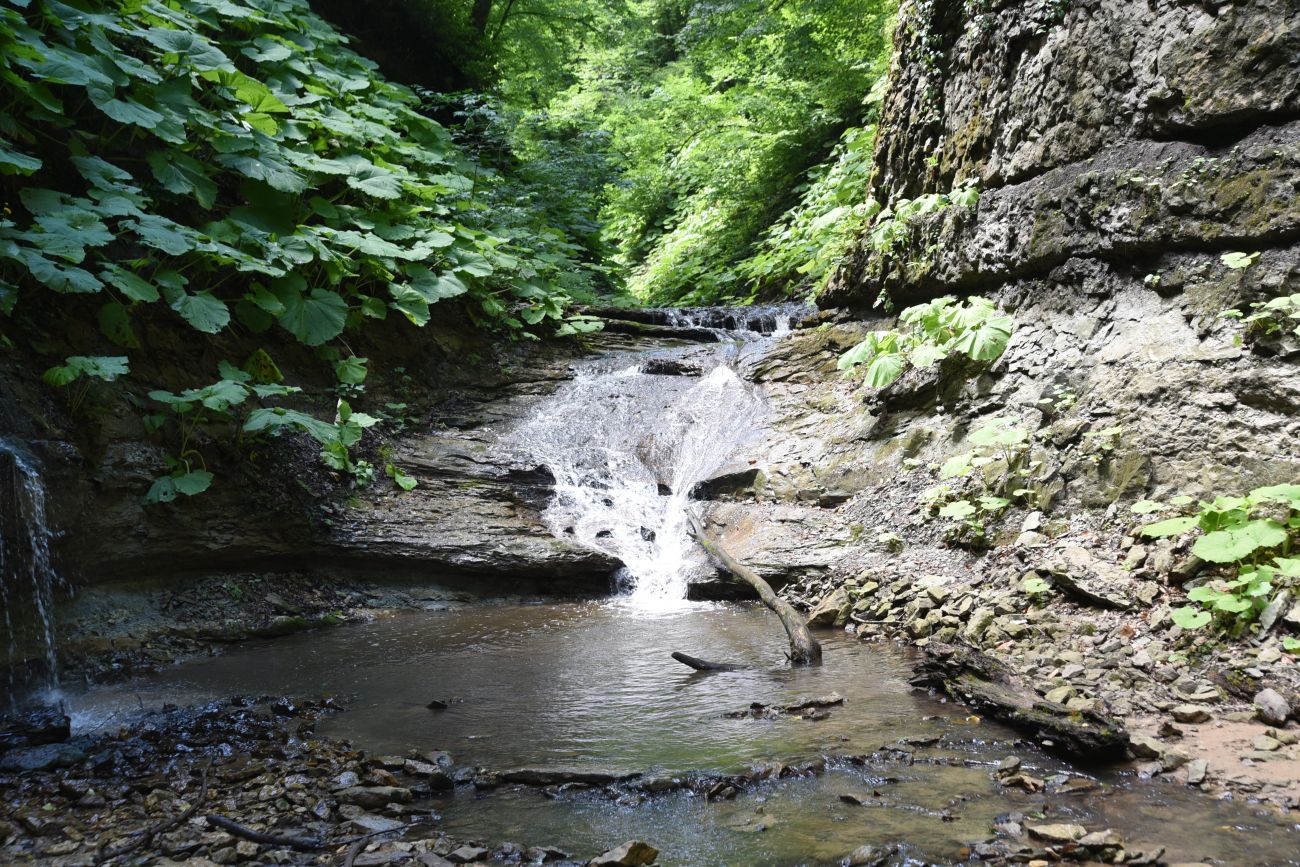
702, 0, 1300, 601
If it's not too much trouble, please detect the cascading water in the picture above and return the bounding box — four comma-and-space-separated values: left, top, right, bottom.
1, 439, 66, 705
514, 307, 802, 608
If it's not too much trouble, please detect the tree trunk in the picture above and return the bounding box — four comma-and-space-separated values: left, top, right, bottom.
469, 0, 493, 34
685, 510, 822, 666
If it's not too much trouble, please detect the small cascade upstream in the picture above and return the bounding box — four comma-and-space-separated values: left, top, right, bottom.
514, 306, 802, 608
1, 439, 66, 706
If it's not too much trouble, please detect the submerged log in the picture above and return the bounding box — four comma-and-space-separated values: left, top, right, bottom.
910, 642, 1128, 761
670, 652, 744, 671
683, 510, 822, 666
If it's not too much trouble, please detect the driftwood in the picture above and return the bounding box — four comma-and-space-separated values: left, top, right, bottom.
670, 651, 744, 671
683, 510, 822, 666
204, 815, 325, 851
910, 642, 1128, 761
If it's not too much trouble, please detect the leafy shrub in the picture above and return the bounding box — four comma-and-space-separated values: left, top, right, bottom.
738, 124, 880, 298
837, 295, 1013, 388
1136, 484, 1300, 632
921, 417, 1044, 545
0, 0, 599, 346
863, 179, 979, 257
1222, 293, 1300, 341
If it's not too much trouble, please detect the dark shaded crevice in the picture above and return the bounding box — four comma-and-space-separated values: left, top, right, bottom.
987, 110, 1300, 192
890, 226, 1300, 306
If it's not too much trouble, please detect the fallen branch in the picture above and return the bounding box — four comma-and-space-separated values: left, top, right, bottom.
96, 762, 210, 865
204, 815, 324, 851
671, 651, 744, 671
684, 509, 822, 666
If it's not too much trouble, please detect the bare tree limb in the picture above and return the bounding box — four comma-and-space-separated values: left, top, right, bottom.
684, 509, 822, 666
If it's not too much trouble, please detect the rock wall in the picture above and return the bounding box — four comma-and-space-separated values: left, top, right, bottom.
703, 0, 1300, 589
0, 317, 619, 602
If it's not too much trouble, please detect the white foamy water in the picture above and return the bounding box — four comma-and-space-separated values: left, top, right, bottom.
512, 310, 801, 609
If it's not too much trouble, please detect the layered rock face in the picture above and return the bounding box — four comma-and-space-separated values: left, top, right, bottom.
699, 0, 1300, 593
802, 0, 1300, 495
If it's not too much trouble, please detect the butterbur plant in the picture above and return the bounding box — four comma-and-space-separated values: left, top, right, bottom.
145, 360, 300, 503
1136, 484, 1300, 632
837, 295, 1013, 388
42, 355, 129, 412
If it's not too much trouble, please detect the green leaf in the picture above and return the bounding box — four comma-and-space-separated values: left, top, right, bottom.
243, 348, 283, 384
335, 356, 368, 385
98, 301, 139, 348
147, 151, 218, 209
171, 469, 214, 496
950, 315, 1013, 362
42, 355, 129, 386
173, 292, 230, 333
278, 289, 347, 346
939, 451, 973, 480
0, 142, 42, 175
1220, 251, 1259, 270
388, 284, 430, 326
345, 164, 403, 199
101, 265, 160, 302
1140, 516, 1199, 538
1192, 519, 1287, 563
1130, 499, 1163, 514
938, 500, 976, 520
1170, 607, 1211, 630
139, 27, 233, 71
145, 476, 178, 504
386, 462, 417, 491
864, 351, 905, 388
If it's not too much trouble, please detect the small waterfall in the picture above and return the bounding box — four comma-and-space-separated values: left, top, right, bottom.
1, 439, 66, 705
515, 309, 799, 608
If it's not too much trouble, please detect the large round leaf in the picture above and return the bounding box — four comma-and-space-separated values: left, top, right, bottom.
278, 288, 347, 346
1191, 519, 1287, 563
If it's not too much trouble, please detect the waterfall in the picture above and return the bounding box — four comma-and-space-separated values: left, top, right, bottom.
1, 439, 66, 704
515, 308, 803, 608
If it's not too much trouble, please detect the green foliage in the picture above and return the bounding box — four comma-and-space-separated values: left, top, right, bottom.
863, 179, 979, 257
1220, 251, 1259, 270
738, 124, 881, 297
42, 355, 129, 387
1136, 484, 1300, 633
1222, 292, 1300, 342
519, 0, 897, 304
244, 399, 378, 486
144, 361, 302, 503
837, 296, 1013, 388
385, 461, 418, 491
41, 354, 129, 412
0, 0, 604, 342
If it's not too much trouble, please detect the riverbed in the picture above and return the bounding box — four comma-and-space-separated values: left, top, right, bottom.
65, 601, 1300, 865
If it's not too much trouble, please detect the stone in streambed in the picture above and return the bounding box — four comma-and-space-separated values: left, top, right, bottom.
1171, 704, 1210, 724
1253, 688, 1291, 726
806, 587, 851, 627
844, 844, 900, 866
448, 846, 490, 864
335, 785, 412, 809
590, 840, 658, 866
1027, 823, 1087, 844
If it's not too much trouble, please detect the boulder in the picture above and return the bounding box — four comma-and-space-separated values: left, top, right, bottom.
1254, 688, 1292, 726
589, 840, 658, 866
806, 587, 851, 627
1027, 824, 1087, 844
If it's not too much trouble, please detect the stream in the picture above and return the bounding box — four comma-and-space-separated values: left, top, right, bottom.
21, 310, 1300, 864
67, 603, 1300, 865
